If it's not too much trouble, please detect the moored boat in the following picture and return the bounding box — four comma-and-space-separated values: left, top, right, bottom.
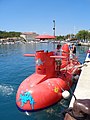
16, 44, 81, 112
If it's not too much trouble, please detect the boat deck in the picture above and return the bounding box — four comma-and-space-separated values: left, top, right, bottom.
69, 51, 90, 107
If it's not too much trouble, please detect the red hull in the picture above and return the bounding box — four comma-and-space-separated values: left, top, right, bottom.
16, 44, 81, 112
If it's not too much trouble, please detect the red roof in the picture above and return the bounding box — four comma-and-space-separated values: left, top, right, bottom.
35, 35, 56, 39
22, 32, 36, 35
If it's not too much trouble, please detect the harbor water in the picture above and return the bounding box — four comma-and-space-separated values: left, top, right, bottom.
0, 42, 89, 120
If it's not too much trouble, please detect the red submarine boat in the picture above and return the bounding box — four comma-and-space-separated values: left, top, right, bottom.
16, 44, 81, 112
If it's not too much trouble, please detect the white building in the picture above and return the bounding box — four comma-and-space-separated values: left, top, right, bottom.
20, 32, 39, 41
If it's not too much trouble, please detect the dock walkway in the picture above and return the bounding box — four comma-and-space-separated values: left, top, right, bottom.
69, 50, 90, 107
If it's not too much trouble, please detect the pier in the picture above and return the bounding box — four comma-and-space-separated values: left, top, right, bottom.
64, 50, 90, 120
69, 50, 90, 107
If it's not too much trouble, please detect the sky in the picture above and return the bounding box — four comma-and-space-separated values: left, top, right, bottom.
0, 0, 90, 35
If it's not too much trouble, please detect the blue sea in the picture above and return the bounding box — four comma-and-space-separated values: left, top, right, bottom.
0, 42, 89, 120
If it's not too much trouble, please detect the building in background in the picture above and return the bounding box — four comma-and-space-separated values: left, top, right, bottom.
20, 32, 39, 41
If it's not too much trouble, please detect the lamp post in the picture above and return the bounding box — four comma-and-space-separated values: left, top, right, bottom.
53, 20, 55, 36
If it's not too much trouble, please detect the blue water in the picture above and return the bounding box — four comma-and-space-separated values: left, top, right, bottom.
0, 42, 89, 120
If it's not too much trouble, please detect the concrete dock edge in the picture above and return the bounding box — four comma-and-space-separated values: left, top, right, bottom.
69, 49, 90, 107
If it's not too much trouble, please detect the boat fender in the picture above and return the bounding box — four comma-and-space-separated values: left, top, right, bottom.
62, 90, 70, 99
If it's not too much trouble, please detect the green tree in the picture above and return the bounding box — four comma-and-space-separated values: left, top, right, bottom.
0, 31, 21, 38
56, 35, 65, 40
76, 30, 89, 40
